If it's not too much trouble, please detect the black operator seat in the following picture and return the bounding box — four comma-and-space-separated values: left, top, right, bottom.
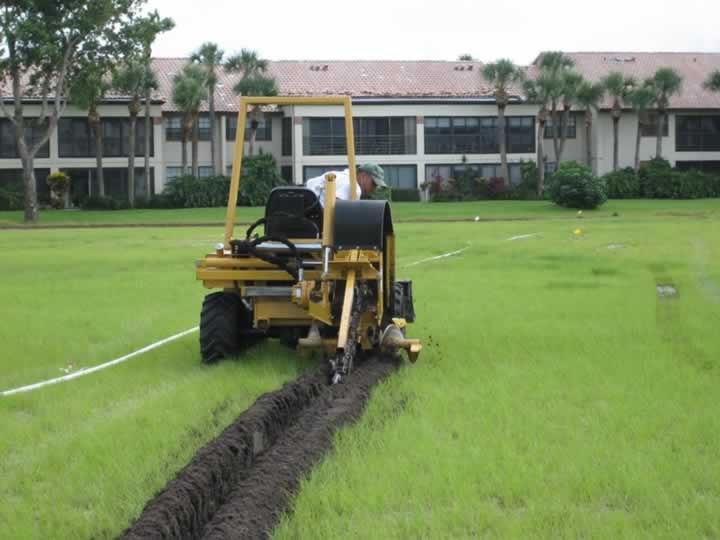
264, 187, 323, 239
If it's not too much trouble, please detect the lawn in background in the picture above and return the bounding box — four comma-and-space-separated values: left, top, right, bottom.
1, 200, 720, 538
1, 198, 719, 227
276, 204, 720, 538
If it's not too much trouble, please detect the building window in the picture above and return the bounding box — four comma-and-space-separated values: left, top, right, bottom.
425, 162, 522, 186
303, 118, 346, 156
226, 115, 272, 142
676, 115, 720, 152
426, 117, 533, 154
382, 165, 417, 189
354, 117, 416, 155
0, 119, 50, 159
197, 115, 211, 141
166, 167, 184, 180
281, 165, 293, 182
303, 165, 340, 181
507, 117, 535, 153
198, 166, 213, 178
166, 115, 182, 141
544, 115, 576, 138
0, 168, 51, 205
99, 118, 152, 157
282, 117, 292, 156
641, 112, 669, 137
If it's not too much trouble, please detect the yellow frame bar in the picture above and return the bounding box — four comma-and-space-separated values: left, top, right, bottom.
223, 95, 358, 247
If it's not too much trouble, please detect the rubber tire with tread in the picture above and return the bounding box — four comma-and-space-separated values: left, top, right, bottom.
200, 292, 251, 364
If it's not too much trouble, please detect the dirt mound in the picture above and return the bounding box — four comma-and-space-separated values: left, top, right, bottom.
121, 356, 397, 540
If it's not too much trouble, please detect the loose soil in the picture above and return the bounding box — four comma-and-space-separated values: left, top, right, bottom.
121, 356, 398, 540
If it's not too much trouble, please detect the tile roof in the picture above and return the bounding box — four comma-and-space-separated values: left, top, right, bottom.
561, 52, 720, 110
151, 58, 505, 112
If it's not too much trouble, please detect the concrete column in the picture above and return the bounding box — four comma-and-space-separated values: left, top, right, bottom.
415, 116, 427, 199
220, 115, 227, 174
293, 115, 304, 184
153, 115, 164, 193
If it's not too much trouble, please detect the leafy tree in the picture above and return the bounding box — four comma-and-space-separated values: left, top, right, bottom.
575, 81, 605, 169
523, 74, 555, 196
113, 60, 155, 205
191, 42, 225, 175
705, 71, 720, 93
457, 54, 475, 61
648, 67, 683, 159
172, 64, 207, 176
537, 51, 575, 164
601, 71, 635, 171
68, 67, 112, 196
482, 59, 525, 182
626, 84, 656, 172
226, 49, 278, 156
0, 0, 146, 222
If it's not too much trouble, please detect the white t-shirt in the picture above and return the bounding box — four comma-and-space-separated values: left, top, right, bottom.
305, 169, 362, 206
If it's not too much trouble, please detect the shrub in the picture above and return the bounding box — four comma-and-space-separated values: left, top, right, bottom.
163, 175, 229, 208
515, 160, 539, 199
46, 171, 71, 209
548, 161, 607, 209
389, 188, 421, 202
638, 158, 673, 198
604, 167, 640, 199
80, 196, 128, 210
0, 176, 23, 211
240, 151, 286, 206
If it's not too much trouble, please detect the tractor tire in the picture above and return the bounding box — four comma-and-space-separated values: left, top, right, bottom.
391, 281, 416, 323
200, 292, 252, 364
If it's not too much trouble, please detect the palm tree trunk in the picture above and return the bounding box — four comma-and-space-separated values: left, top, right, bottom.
93, 118, 105, 197
612, 115, 620, 171
537, 118, 546, 198
656, 110, 664, 159
585, 109, 593, 168
128, 111, 136, 207
551, 101, 560, 162
497, 103, 508, 182
144, 88, 151, 198
635, 117, 642, 172
181, 132, 188, 174
558, 107, 571, 163
209, 85, 217, 174
192, 116, 199, 177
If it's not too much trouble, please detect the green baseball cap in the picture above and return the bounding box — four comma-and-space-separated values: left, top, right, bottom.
357, 163, 387, 189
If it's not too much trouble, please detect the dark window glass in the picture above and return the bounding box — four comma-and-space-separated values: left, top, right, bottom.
676, 115, 720, 152
227, 115, 271, 142
382, 165, 417, 188
303, 118, 347, 155
100, 119, 151, 157
478, 118, 498, 153
197, 115, 211, 141
0, 118, 50, 158
282, 117, 292, 155
166, 115, 183, 141
641, 112, 669, 137
281, 165, 293, 182
353, 117, 416, 155
544, 115, 576, 138
59, 118, 93, 157
507, 117, 535, 153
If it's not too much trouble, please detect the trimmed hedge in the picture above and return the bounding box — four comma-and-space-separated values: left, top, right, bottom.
601, 158, 720, 199
390, 188, 421, 202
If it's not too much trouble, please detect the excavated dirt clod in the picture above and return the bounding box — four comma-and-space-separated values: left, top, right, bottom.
121, 356, 397, 540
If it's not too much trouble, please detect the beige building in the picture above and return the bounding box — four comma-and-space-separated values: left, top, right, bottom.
1, 53, 719, 204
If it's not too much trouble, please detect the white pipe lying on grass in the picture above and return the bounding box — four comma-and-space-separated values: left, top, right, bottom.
0, 326, 199, 397
403, 247, 469, 268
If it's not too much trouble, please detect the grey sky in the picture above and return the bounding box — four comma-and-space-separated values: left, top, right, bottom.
147, 0, 720, 65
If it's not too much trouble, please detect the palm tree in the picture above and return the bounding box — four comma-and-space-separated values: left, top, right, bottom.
649, 67, 683, 159
557, 71, 584, 163
626, 84, 656, 172
172, 64, 207, 176
523, 74, 555, 197
705, 71, 720, 93
537, 51, 575, 163
601, 71, 635, 171
68, 69, 111, 197
482, 59, 525, 182
458, 54, 475, 61
114, 60, 156, 205
575, 81, 605, 170
191, 42, 224, 175
226, 49, 278, 156
142, 68, 158, 198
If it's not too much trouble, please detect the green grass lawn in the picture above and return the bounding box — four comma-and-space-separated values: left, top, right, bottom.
1, 198, 719, 227
2, 199, 720, 538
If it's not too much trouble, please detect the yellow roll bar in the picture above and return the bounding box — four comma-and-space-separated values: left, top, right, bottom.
224, 95, 358, 247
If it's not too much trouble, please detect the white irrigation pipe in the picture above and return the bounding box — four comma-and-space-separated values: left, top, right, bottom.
507, 233, 541, 241
3, 246, 470, 397
403, 247, 469, 268
1, 326, 199, 397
